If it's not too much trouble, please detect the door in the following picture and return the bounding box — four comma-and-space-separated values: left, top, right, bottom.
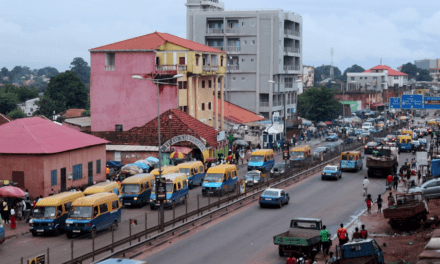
60, 168, 67, 192
12, 171, 24, 189
88, 162, 93, 186
179, 57, 185, 65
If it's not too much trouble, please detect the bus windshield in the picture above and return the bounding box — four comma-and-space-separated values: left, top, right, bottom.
179, 168, 191, 176
291, 151, 305, 158
121, 184, 140, 194
250, 155, 264, 162
205, 173, 223, 182
69, 206, 92, 218
33, 206, 56, 218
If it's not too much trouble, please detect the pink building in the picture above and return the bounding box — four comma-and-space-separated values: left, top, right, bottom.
89, 35, 179, 132
0, 117, 109, 198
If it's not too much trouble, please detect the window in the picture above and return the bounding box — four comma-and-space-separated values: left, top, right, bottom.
208, 102, 212, 110
351, 77, 355, 81
112, 200, 119, 210
182, 180, 187, 188
179, 81, 188, 89
65, 202, 72, 212
242, 22, 245, 26
394, 76, 399, 80
202, 81, 205, 88
115, 124, 123, 131
242, 77, 245, 81
252, 40, 256, 45
199, 166, 204, 172
251, 22, 255, 27
105, 53, 115, 71
51, 170, 57, 186
73, 164, 82, 180
88, 161, 93, 178
196, 57, 199, 66
221, 56, 224, 67
242, 58, 245, 62
178, 182, 182, 189
244, 40, 247, 45
96, 159, 101, 174
183, 106, 188, 113
202, 103, 205, 110
232, 77, 236, 81
208, 80, 212, 88
93, 206, 99, 217
251, 58, 254, 62
179, 57, 185, 65
233, 170, 237, 177
99, 203, 108, 214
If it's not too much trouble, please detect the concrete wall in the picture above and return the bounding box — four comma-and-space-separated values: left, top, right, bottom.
106, 150, 158, 165
0, 145, 106, 199
415, 59, 431, 70
90, 52, 178, 132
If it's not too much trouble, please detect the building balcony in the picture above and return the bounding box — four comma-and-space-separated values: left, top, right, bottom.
155, 65, 178, 75
200, 0, 224, 9
225, 28, 239, 34
225, 46, 240, 52
283, 65, 300, 71
207, 45, 224, 51
178, 65, 187, 71
206, 28, 224, 34
105, 65, 115, 71
260, 102, 269, 107
284, 29, 300, 37
284, 47, 300, 54
227, 65, 239, 71
202, 65, 219, 72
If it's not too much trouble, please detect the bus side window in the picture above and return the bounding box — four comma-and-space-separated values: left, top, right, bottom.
112, 200, 119, 210
99, 203, 108, 214
233, 170, 237, 177
174, 183, 178, 191
182, 180, 187, 188
65, 202, 72, 213
93, 206, 99, 218
223, 174, 227, 182
199, 166, 204, 172
57, 205, 63, 217
178, 182, 182, 189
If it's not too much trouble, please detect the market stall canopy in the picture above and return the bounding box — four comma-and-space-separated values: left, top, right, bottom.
233, 140, 249, 147
325, 121, 333, 125
170, 147, 192, 155
0, 186, 25, 198
106, 161, 122, 168
264, 126, 281, 134
146, 157, 159, 167
317, 122, 326, 126
170, 151, 186, 160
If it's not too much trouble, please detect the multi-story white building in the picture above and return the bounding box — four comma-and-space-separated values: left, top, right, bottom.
186, 0, 302, 120
346, 65, 408, 91
17, 97, 40, 117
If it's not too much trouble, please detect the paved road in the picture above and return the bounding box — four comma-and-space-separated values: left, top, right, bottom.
0, 139, 327, 263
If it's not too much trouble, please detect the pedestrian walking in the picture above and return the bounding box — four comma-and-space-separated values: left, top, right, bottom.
10, 206, 16, 229
365, 194, 373, 214
16, 200, 23, 220
320, 225, 331, 255
388, 192, 395, 207
337, 223, 348, 245
2, 200, 9, 224
362, 176, 369, 196
386, 174, 393, 190
376, 194, 383, 214
360, 225, 368, 239
352, 227, 361, 241
286, 254, 297, 264
393, 174, 399, 190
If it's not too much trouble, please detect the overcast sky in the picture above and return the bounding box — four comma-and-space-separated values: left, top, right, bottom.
2, 0, 440, 73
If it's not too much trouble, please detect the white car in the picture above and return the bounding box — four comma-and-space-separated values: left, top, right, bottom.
362, 122, 373, 130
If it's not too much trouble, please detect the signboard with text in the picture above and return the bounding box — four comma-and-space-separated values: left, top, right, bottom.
424, 97, 440, 109
390, 97, 401, 109
402, 95, 423, 109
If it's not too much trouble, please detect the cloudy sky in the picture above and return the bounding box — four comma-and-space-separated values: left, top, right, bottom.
1, 0, 440, 72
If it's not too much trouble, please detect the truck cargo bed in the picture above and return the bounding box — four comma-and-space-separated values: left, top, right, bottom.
383, 203, 425, 219
274, 228, 320, 246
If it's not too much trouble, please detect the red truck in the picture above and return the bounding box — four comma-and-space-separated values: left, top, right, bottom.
383, 193, 429, 229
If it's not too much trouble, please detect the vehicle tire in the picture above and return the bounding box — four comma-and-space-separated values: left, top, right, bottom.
279, 248, 284, 257
111, 221, 118, 231
150, 205, 155, 210
31, 230, 38, 237
322, 176, 325, 181
260, 204, 264, 208
66, 231, 73, 239
278, 201, 283, 208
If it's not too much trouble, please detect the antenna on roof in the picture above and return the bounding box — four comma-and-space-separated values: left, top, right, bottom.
380, 58, 382, 65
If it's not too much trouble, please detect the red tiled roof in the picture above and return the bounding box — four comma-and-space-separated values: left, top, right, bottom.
0, 113, 11, 126
364, 65, 408, 76
0, 117, 109, 154
219, 100, 265, 124
92, 109, 221, 148
90, 32, 226, 54
62, 109, 86, 119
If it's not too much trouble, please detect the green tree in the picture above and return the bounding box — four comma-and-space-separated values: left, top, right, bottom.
38, 71, 88, 118
16, 85, 38, 102
417, 69, 433, 81
297, 86, 341, 122
341, 64, 365, 82
36, 67, 59, 78
400, 62, 419, 80
70, 57, 91, 84
0, 67, 8, 78
7, 109, 26, 119
0, 93, 19, 114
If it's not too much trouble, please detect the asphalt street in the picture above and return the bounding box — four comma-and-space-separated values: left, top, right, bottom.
0, 139, 326, 264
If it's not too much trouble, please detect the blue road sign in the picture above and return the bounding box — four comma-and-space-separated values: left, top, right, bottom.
402, 95, 423, 109
424, 97, 440, 109
390, 97, 401, 109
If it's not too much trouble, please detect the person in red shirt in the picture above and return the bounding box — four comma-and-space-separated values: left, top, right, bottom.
337, 223, 348, 245
360, 224, 368, 239
365, 194, 372, 214
386, 174, 393, 190
286, 254, 297, 264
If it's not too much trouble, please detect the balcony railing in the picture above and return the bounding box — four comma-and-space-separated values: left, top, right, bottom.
105, 65, 115, 71
225, 28, 239, 34
284, 29, 300, 37
226, 46, 240, 52
283, 65, 300, 71
206, 28, 224, 34
285, 83, 293, 88
227, 65, 239, 71
260, 102, 269, 107
284, 47, 300, 53
202, 65, 219, 72
156, 65, 177, 71
178, 65, 187, 71
207, 45, 224, 51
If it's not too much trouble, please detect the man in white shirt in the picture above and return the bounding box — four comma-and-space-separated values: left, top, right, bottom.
363, 176, 370, 196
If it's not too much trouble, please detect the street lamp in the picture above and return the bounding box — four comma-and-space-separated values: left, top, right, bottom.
132, 73, 182, 232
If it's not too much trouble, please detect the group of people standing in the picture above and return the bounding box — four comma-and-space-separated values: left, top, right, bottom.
0, 189, 30, 230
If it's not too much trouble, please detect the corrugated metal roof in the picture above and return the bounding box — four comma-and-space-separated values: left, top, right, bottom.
106, 145, 159, 151
64, 117, 91, 127
220, 99, 265, 124
0, 117, 109, 154
364, 65, 408, 76
90, 32, 226, 53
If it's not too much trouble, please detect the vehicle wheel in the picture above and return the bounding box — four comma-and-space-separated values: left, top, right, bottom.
66, 231, 73, 239
260, 204, 264, 208
91, 227, 97, 238
279, 248, 284, 257
150, 205, 155, 210
31, 230, 38, 237
322, 176, 325, 180
278, 201, 283, 208
111, 221, 118, 231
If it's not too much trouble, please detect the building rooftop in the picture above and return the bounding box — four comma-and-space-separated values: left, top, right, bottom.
64, 116, 91, 127
0, 117, 109, 154
90, 32, 226, 53
220, 99, 265, 124
364, 65, 408, 76
0, 113, 11, 126
61, 109, 86, 119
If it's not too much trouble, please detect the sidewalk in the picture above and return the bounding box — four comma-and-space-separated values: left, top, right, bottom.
4, 218, 30, 239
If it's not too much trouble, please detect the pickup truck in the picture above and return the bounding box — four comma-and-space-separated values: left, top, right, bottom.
326, 133, 339, 141
273, 218, 322, 257
336, 239, 384, 264
383, 192, 429, 229
366, 147, 398, 178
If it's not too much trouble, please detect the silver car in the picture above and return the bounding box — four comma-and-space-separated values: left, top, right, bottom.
410, 178, 440, 199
